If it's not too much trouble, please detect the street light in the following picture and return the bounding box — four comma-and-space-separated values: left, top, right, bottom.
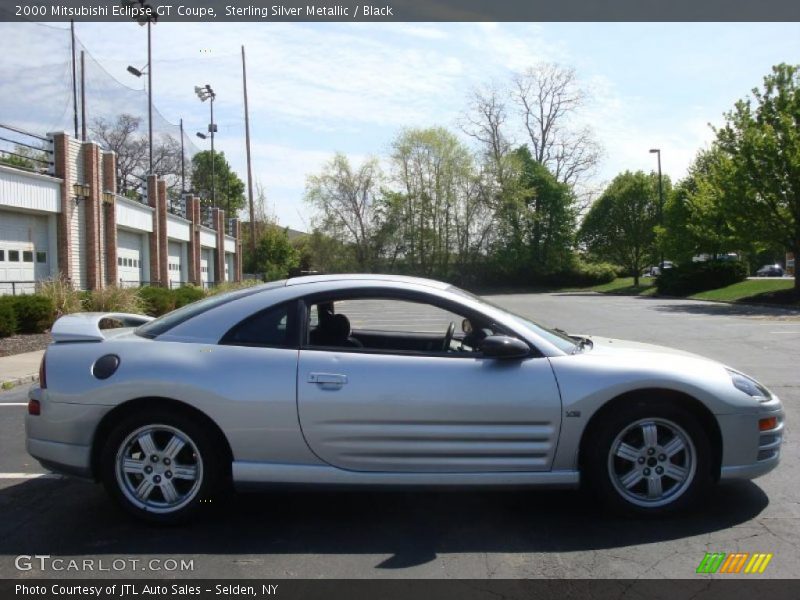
195, 84, 217, 207
649, 148, 665, 271
122, 0, 157, 174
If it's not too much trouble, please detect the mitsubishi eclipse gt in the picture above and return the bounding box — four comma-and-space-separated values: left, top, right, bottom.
25, 275, 784, 522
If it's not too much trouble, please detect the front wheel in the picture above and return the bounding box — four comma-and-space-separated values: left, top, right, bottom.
100, 410, 224, 523
584, 402, 714, 515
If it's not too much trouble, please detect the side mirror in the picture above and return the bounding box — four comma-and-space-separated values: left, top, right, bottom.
481, 335, 530, 359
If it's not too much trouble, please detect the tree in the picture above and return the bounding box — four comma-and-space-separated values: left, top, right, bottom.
713, 63, 800, 295
191, 150, 245, 214
579, 171, 661, 286
304, 153, 384, 272
0, 144, 48, 171
246, 224, 299, 281
511, 63, 601, 192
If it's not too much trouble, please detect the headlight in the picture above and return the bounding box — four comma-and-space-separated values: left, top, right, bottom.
727, 369, 771, 402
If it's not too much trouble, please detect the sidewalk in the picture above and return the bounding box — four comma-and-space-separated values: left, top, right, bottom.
0, 350, 43, 389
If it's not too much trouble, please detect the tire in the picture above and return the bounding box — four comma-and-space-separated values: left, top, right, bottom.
100, 408, 226, 523
583, 400, 714, 515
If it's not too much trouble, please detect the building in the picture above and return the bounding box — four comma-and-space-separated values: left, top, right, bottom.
0, 129, 241, 295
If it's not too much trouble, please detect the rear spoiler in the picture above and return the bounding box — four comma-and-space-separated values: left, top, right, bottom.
51, 312, 155, 343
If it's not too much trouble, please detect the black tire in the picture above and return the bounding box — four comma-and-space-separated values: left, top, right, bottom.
583, 400, 714, 515
100, 408, 226, 523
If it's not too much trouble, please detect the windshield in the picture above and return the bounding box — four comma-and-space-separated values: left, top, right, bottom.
136, 281, 284, 339
447, 285, 578, 354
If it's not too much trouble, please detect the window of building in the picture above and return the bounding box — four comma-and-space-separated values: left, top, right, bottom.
36, 251, 46, 263
23, 251, 34, 263
0, 250, 5, 261
9, 250, 19, 262
118, 257, 122, 266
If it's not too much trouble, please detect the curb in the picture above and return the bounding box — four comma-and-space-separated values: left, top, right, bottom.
1, 374, 38, 391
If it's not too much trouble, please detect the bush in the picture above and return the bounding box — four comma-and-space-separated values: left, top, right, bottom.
84, 286, 144, 314
656, 260, 748, 296
39, 276, 83, 317
544, 260, 618, 287
11, 294, 55, 333
137, 286, 175, 317
172, 285, 205, 308
0, 297, 17, 338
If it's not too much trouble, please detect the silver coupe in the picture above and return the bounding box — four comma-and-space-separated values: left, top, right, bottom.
26, 275, 784, 522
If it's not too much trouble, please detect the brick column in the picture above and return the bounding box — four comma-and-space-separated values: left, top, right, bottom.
213, 208, 226, 283
157, 179, 169, 288
231, 219, 242, 282
188, 196, 201, 285
102, 151, 118, 286
52, 133, 73, 283
147, 175, 160, 286
83, 142, 102, 290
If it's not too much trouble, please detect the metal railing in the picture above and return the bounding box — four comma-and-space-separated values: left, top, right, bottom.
0, 123, 54, 175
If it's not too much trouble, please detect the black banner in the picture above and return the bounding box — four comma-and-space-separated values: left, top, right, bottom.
4, 580, 800, 600
3, 0, 800, 22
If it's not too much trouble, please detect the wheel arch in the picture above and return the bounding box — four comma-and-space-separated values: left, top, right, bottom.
90, 397, 234, 481
577, 388, 723, 480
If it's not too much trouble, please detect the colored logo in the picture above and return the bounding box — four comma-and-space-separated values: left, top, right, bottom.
696, 552, 773, 574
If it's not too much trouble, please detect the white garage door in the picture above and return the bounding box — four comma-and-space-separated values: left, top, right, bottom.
167, 241, 183, 288
201, 248, 213, 286
0, 209, 49, 294
225, 253, 234, 283
117, 229, 143, 287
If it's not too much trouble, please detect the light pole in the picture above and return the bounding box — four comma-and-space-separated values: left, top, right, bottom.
122, 0, 157, 173
650, 148, 665, 271
195, 84, 217, 208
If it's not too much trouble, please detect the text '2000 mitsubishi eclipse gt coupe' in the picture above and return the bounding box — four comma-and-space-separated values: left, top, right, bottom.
26, 275, 783, 522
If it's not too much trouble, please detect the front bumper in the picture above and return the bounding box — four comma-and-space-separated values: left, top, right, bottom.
718, 400, 784, 481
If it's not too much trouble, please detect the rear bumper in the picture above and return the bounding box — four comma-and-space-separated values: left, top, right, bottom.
26, 438, 92, 478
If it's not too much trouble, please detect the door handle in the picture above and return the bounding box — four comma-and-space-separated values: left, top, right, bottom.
308, 373, 348, 385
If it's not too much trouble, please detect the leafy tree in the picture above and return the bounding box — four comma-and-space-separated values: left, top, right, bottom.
246, 225, 299, 281
304, 153, 384, 271
713, 63, 800, 294
579, 170, 662, 286
191, 150, 245, 214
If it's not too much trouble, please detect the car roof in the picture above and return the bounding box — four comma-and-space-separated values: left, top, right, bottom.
284, 273, 451, 290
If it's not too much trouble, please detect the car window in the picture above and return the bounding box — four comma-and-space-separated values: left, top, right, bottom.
220, 301, 295, 348
305, 296, 501, 355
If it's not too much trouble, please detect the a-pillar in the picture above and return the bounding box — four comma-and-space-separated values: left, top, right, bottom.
213, 208, 226, 283
102, 151, 118, 286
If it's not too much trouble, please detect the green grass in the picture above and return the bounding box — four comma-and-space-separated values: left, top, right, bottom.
691, 278, 796, 304
590, 277, 657, 296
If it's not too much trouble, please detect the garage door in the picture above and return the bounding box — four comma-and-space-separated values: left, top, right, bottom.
225, 253, 234, 283
201, 248, 213, 286
167, 241, 183, 288
0, 209, 49, 293
117, 229, 143, 287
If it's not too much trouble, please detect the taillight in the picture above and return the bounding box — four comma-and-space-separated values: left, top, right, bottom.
39, 354, 46, 389
28, 399, 40, 415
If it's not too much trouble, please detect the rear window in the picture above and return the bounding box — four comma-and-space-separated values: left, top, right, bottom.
135, 281, 285, 339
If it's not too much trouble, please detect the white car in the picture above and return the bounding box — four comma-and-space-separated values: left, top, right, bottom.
26, 275, 784, 522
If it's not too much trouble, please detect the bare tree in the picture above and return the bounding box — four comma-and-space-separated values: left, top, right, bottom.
511, 63, 601, 188
460, 85, 512, 172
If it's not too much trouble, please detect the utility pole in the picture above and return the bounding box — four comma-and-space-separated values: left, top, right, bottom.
70, 20, 78, 139
80, 51, 86, 141
242, 45, 256, 256
650, 148, 665, 270
179, 117, 185, 193
147, 18, 153, 173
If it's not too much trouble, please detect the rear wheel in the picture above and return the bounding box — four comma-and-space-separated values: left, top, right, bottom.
584, 401, 714, 514
100, 410, 224, 523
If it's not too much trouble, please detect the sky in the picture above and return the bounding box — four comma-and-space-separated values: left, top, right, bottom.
2, 21, 800, 230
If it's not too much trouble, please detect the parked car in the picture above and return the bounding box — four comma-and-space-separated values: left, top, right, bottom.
644, 261, 674, 277
755, 264, 785, 277
26, 274, 784, 522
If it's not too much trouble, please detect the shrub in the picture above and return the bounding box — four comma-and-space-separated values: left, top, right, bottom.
138, 286, 175, 317
656, 260, 748, 296
11, 294, 55, 333
205, 280, 260, 296
84, 286, 145, 314
39, 276, 83, 317
172, 285, 205, 308
0, 297, 17, 338
544, 260, 618, 287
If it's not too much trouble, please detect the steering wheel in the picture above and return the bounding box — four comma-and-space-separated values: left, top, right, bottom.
442, 321, 455, 352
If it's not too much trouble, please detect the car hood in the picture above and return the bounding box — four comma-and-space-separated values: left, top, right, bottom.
573, 335, 707, 360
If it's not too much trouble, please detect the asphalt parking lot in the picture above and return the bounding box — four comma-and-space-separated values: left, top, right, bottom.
0, 292, 797, 579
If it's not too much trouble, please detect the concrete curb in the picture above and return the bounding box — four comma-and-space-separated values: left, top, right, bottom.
1, 374, 38, 391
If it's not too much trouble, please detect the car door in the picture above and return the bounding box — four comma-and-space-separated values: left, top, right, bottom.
296, 292, 562, 473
